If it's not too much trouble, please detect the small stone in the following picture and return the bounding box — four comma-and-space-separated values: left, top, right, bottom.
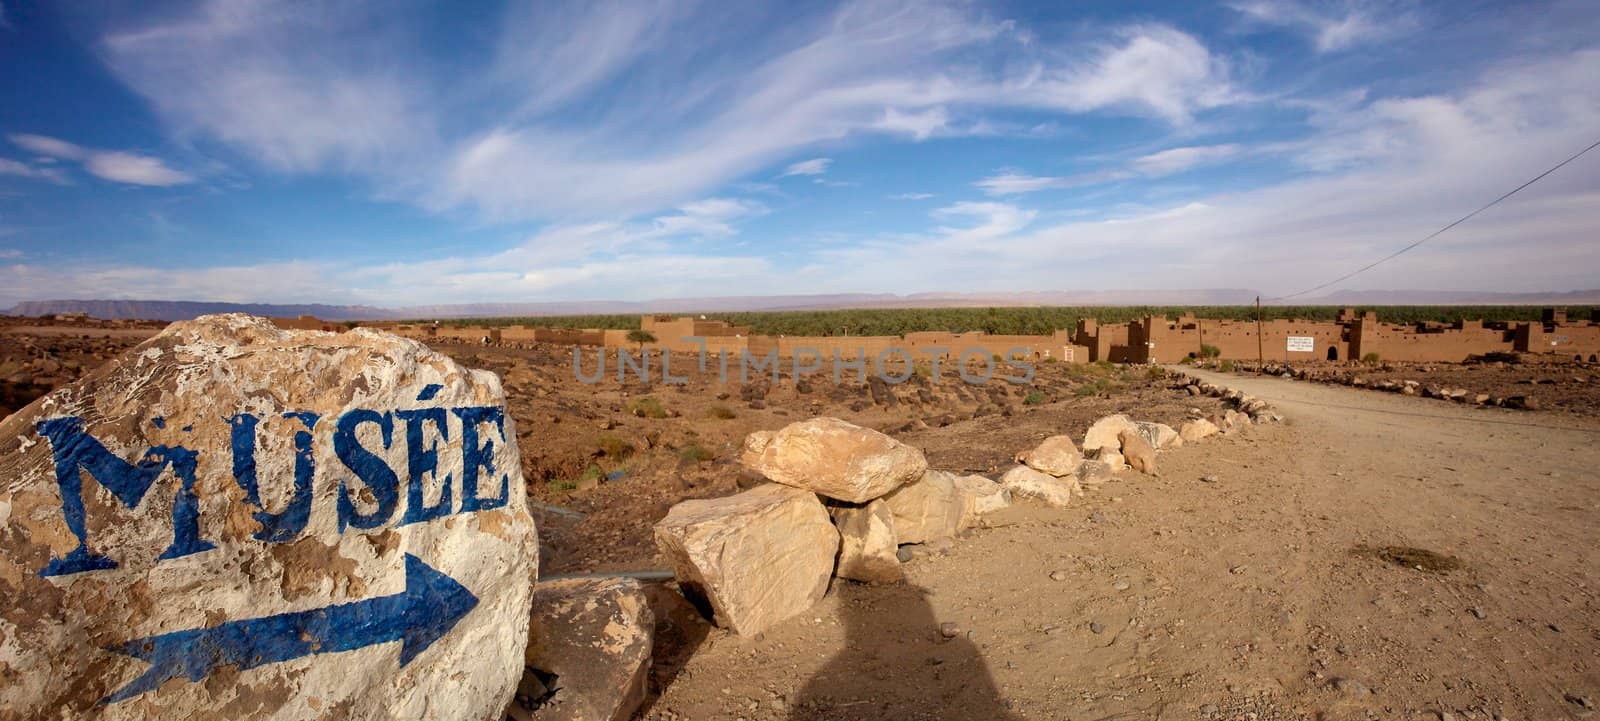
1049, 570, 1068, 582
895, 546, 914, 563
1200, 474, 1218, 483
939, 622, 960, 639
1332, 677, 1370, 696
1469, 607, 1486, 619
1200, 703, 1219, 715
1089, 621, 1105, 634
1112, 580, 1131, 591
1089, 511, 1108, 523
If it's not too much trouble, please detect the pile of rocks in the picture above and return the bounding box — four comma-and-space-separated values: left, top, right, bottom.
1172, 374, 1285, 425
1220, 363, 1540, 409
649, 417, 1011, 638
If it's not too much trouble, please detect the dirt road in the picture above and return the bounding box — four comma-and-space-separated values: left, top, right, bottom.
642, 368, 1600, 721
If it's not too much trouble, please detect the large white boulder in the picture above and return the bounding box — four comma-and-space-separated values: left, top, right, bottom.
1015, 435, 1083, 476
1082, 414, 1140, 453
999, 465, 1076, 507
953, 474, 1011, 529
739, 417, 927, 503
830, 500, 903, 584
1134, 421, 1182, 450
653, 484, 839, 636
881, 470, 963, 545
1179, 419, 1220, 443
0, 314, 538, 720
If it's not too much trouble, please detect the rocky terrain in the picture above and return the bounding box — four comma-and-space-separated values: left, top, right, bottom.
2, 316, 1596, 721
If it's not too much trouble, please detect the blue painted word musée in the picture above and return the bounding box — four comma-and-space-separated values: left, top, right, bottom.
32, 390, 512, 578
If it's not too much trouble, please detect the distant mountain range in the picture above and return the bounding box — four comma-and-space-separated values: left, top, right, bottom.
7, 289, 1598, 322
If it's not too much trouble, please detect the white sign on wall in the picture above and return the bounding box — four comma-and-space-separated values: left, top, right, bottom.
1286, 336, 1315, 352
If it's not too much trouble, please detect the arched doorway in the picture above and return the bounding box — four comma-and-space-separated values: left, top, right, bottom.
1327, 346, 1339, 361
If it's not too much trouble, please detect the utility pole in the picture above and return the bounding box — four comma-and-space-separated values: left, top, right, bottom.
1255, 295, 1264, 367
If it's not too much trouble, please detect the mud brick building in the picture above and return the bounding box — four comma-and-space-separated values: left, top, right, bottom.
384, 308, 1600, 365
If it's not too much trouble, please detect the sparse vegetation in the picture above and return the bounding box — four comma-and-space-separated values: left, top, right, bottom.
596, 432, 633, 459
706, 404, 736, 419
626, 329, 657, 350
678, 444, 714, 463
1023, 390, 1045, 405
625, 396, 668, 419
1362, 352, 1381, 363
1199, 344, 1221, 358
1219, 360, 1235, 372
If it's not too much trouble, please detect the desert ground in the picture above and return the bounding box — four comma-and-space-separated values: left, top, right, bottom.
2, 318, 1597, 720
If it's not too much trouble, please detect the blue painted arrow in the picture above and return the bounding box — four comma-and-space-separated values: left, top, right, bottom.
102, 553, 478, 704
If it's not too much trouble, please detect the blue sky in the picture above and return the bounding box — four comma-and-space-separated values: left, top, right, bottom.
0, 0, 1597, 306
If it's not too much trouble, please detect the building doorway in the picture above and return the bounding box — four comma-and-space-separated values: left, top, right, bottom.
1327, 346, 1339, 361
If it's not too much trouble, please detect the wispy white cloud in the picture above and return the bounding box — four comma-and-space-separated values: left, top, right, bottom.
781, 158, 832, 177
977, 143, 1245, 196
1228, 0, 1418, 52
1131, 144, 1243, 175
95, 0, 1241, 223
7, 134, 193, 186
0, 157, 69, 184
890, 192, 934, 200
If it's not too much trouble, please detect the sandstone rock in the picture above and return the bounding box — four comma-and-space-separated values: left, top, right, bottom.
1118, 429, 1158, 476
999, 465, 1074, 507
1015, 435, 1083, 476
653, 484, 838, 636
830, 500, 903, 584
1094, 447, 1128, 473
739, 417, 927, 503
514, 578, 653, 721
1082, 414, 1139, 453
1076, 460, 1114, 486
0, 314, 538, 720
1179, 419, 1220, 443
1224, 409, 1251, 430
882, 469, 963, 544
1133, 421, 1182, 450
953, 474, 1011, 528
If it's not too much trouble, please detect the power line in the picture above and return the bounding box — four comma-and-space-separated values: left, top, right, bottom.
1267, 136, 1600, 301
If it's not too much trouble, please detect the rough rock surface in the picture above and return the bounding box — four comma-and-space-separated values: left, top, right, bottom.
1015, 435, 1083, 476
653, 484, 839, 636
0, 314, 538, 721
953, 474, 1010, 529
1134, 421, 1182, 450
1076, 459, 1114, 486
1082, 414, 1139, 453
1094, 448, 1128, 473
514, 578, 653, 721
740, 417, 927, 503
1118, 429, 1158, 476
830, 501, 903, 584
999, 465, 1075, 507
882, 470, 962, 545
1179, 419, 1221, 443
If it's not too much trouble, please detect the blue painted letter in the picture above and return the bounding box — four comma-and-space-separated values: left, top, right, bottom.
453, 406, 509, 513
229, 412, 320, 543
396, 407, 453, 525
34, 417, 215, 576
334, 409, 401, 531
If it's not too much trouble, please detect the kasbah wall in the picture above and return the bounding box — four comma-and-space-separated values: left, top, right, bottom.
369, 307, 1600, 365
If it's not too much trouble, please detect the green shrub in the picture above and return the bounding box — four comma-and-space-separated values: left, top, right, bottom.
706, 404, 736, 419
1199, 344, 1221, 358
1219, 359, 1235, 373
625, 329, 657, 348
1023, 390, 1045, 405
678, 444, 714, 463
1361, 352, 1381, 363
596, 433, 633, 459
626, 396, 668, 419
548, 478, 577, 493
